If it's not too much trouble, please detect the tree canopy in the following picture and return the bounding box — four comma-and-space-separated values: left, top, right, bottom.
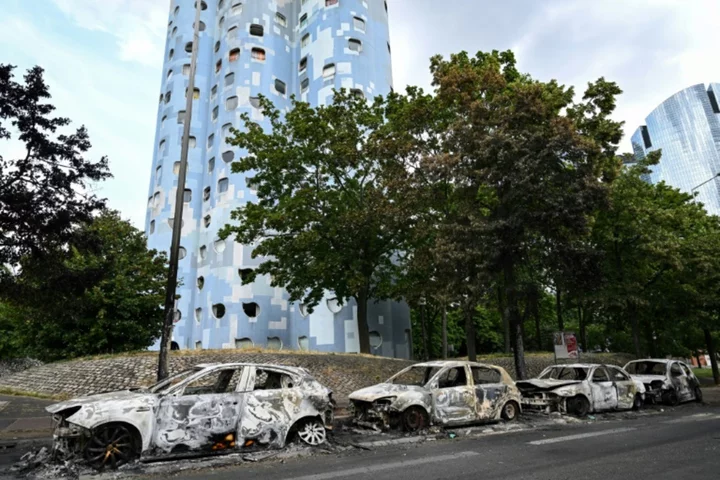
0, 65, 111, 265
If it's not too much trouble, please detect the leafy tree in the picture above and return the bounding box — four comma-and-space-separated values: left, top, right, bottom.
0, 211, 167, 361
0, 65, 111, 265
222, 91, 412, 354
403, 50, 623, 378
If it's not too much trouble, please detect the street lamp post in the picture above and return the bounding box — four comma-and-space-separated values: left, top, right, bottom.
691, 173, 720, 197
157, 0, 203, 381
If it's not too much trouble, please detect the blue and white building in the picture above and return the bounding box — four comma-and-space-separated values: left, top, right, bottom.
631, 83, 720, 214
145, 0, 411, 358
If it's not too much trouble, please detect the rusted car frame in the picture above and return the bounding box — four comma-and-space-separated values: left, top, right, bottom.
623, 359, 702, 406
517, 364, 645, 416
46, 363, 334, 470
349, 361, 522, 432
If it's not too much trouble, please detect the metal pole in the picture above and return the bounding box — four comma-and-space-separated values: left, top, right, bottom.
158, 0, 203, 381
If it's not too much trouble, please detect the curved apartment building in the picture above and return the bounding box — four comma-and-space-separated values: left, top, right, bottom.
145, 0, 411, 358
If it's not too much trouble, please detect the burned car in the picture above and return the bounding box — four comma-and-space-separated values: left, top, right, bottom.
348, 361, 522, 432
46, 363, 334, 470
517, 364, 645, 416
623, 359, 702, 406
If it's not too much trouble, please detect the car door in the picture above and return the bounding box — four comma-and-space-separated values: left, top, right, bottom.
608, 366, 635, 410
238, 367, 302, 448
153, 366, 247, 453
680, 362, 701, 399
670, 362, 692, 401
431, 365, 477, 425
589, 366, 618, 412
470, 366, 506, 419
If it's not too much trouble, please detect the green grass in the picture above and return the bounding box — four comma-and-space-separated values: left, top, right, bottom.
693, 368, 717, 378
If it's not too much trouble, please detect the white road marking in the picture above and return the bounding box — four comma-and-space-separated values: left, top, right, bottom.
287, 451, 480, 480
528, 427, 637, 445
663, 414, 720, 424
0, 401, 8, 413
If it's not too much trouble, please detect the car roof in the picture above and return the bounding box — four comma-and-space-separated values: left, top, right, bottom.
625, 359, 675, 364
194, 363, 310, 375
413, 360, 504, 370
545, 364, 604, 369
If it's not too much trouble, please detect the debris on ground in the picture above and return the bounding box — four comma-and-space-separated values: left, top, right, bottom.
9, 447, 80, 480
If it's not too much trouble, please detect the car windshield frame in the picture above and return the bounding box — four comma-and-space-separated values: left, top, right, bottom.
539, 366, 589, 381
387, 365, 443, 387
624, 361, 667, 376
148, 369, 199, 394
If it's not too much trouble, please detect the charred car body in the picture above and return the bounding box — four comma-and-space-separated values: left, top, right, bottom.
517, 364, 645, 416
348, 361, 522, 432
46, 363, 334, 470
624, 359, 702, 406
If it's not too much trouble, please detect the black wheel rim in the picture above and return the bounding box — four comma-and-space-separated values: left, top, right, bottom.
86, 425, 134, 470
405, 409, 424, 431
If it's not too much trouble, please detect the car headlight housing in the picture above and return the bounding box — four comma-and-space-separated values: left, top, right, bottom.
374, 396, 397, 406
554, 387, 578, 397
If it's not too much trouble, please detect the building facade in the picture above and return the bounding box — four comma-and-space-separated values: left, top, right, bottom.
631, 83, 720, 214
145, 0, 411, 358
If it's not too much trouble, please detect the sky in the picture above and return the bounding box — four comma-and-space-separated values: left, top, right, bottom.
2, 0, 720, 228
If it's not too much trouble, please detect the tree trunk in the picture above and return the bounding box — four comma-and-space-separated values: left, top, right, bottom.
465, 304, 477, 362
578, 306, 587, 353
703, 328, 720, 386
357, 288, 371, 354
629, 304, 641, 358
695, 351, 703, 369
555, 286, 564, 331
498, 286, 510, 354
503, 260, 527, 379
442, 305, 448, 359
419, 303, 428, 360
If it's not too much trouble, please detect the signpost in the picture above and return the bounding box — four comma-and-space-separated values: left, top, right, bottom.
554, 331, 579, 362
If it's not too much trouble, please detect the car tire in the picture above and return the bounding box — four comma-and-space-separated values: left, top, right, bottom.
694, 386, 703, 403
632, 393, 643, 411
662, 390, 679, 407
296, 418, 327, 446
501, 401, 519, 422
566, 395, 590, 417
85, 423, 140, 471
402, 406, 429, 432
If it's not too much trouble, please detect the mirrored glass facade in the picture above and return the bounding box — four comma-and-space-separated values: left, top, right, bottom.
631, 83, 720, 214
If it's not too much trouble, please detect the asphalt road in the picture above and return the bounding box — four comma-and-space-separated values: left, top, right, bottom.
148, 406, 720, 480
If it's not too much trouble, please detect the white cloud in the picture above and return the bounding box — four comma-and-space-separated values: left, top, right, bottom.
50, 0, 168, 66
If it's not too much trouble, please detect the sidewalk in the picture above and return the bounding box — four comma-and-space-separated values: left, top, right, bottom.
0, 395, 54, 442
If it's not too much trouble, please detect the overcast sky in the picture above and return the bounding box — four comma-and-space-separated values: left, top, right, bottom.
2, 0, 719, 227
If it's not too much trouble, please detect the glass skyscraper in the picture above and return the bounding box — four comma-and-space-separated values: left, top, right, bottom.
631, 83, 720, 214
144, 0, 411, 357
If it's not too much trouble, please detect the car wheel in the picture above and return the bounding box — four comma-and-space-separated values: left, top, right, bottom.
632, 393, 643, 411
296, 418, 327, 446
566, 395, 590, 417
501, 401, 519, 422
662, 390, 679, 407
85, 423, 139, 471
402, 406, 429, 432
694, 386, 703, 403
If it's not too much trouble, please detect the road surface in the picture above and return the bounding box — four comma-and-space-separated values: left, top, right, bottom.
142, 405, 720, 480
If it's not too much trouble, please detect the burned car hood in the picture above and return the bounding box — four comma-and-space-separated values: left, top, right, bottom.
46, 390, 155, 414
349, 383, 427, 402
516, 379, 583, 392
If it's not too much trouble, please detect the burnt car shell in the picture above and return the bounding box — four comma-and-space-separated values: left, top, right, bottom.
46, 363, 334, 469
349, 361, 522, 432
623, 359, 701, 405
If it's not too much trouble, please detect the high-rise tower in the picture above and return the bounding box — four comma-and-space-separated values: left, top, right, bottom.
631, 83, 720, 214
145, 0, 411, 358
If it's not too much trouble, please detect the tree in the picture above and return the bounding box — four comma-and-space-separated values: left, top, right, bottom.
0, 211, 167, 361
416, 50, 623, 378
0, 65, 111, 265
221, 91, 412, 354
